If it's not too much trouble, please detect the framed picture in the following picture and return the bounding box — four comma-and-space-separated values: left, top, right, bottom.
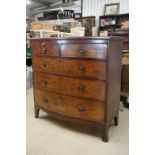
104, 3, 120, 15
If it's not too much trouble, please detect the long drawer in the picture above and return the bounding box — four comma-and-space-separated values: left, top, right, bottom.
61, 44, 107, 59
33, 57, 107, 80
33, 71, 106, 101
34, 88, 104, 122
31, 40, 59, 56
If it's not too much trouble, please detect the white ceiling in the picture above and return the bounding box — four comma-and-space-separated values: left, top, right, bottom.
26, 0, 79, 11
26, 0, 62, 10
26, 0, 80, 18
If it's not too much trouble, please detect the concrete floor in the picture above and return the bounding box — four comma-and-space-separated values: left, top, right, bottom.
27, 88, 129, 155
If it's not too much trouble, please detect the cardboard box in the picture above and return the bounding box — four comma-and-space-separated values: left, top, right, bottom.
70, 27, 85, 36
121, 21, 129, 28
100, 31, 108, 37
31, 22, 53, 30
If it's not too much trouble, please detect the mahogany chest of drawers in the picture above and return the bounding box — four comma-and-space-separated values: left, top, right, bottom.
31, 37, 123, 142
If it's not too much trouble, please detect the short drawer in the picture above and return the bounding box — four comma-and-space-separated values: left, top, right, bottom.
61, 44, 107, 59
60, 59, 106, 80
33, 71, 106, 101
34, 88, 104, 122
31, 40, 59, 56
33, 57, 107, 80
33, 57, 59, 73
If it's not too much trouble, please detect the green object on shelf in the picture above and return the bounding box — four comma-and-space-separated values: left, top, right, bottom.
26, 48, 32, 57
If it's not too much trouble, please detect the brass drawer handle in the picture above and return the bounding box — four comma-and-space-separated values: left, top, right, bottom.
41, 80, 47, 87
40, 47, 46, 54
41, 61, 47, 68
40, 42, 46, 54
79, 106, 85, 112
41, 42, 45, 47
79, 49, 87, 55
78, 65, 85, 73
79, 85, 85, 92
42, 96, 48, 103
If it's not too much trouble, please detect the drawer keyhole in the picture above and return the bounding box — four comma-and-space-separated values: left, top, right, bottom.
78, 65, 85, 73
79, 106, 85, 112
79, 85, 85, 92
79, 49, 87, 55
42, 96, 48, 103
41, 80, 47, 87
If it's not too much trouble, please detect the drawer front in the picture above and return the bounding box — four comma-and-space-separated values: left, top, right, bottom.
60, 59, 106, 80
31, 40, 59, 56
34, 88, 104, 122
34, 71, 106, 101
33, 57, 59, 73
33, 57, 107, 80
61, 44, 107, 59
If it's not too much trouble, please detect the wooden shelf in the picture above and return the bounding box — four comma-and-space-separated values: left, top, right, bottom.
74, 16, 95, 20
109, 29, 129, 35
122, 50, 129, 53
30, 29, 74, 38
38, 17, 75, 21
123, 40, 129, 43
100, 13, 129, 18
100, 24, 122, 28
99, 13, 129, 37
100, 14, 117, 18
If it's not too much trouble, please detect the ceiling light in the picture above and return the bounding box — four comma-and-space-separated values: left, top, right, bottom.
26, 0, 31, 5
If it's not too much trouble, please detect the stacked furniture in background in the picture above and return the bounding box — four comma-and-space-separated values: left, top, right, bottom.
75, 16, 96, 36
99, 13, 129, 35
106, 14, 129, 107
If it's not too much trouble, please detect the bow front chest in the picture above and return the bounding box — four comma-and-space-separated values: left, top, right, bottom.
31, 37, 123, 142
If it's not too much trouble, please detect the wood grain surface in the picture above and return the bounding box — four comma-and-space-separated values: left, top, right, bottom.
31, 40, 59, 56
34, 88, 105, 122
33, 57, 107, 80
33, 71, 106, 101
61, 44, 107, 59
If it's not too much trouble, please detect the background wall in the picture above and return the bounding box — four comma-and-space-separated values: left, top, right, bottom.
34, 0, 129, 27
34, 0, 81, 22
82, 0, 129, 27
